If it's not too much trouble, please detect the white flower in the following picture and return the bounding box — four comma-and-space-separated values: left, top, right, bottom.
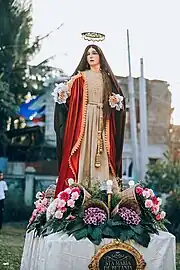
160, 211, 166, 219
52, 83, 68, 104
36, 191, 43, 199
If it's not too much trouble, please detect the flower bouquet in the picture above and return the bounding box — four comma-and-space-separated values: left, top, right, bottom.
41, 183, 86, 236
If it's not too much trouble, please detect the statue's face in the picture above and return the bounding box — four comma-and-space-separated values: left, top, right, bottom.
87, 47, 100, 68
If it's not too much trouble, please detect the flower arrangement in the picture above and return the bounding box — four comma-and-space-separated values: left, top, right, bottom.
26, 180, 169, 248
135, 185, 167, 226
27, 185, 56, 235
27, 192, 50, 235
46, 185, 83, 221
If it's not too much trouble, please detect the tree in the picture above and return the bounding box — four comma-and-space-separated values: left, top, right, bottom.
0, 0, 41, 102
145, 153, 180, 194
0, 79, 18, 156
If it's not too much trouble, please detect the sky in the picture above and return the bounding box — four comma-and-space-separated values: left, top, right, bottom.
31, 0, 180, 124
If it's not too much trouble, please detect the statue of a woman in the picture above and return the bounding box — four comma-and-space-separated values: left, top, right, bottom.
53, 44, 126, 196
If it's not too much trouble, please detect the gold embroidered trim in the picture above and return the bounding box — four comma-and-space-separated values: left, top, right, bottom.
105, 119, 116, 176
68, 72, 88, 179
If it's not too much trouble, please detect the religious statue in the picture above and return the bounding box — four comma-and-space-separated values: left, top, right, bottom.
53, 44, 126, 196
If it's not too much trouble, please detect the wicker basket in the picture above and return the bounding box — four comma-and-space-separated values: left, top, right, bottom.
112, 184, 141, 215
84, 199, 110, 218
71, 183, 91, 205
45, 184, 56, 199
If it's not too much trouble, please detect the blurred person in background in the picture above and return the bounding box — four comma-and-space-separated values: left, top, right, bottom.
0, 171, 8, 230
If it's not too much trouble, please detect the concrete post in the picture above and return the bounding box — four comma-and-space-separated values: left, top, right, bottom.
24, 166, 36, 206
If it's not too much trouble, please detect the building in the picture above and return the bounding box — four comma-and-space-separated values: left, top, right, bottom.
116, 76, 172, 178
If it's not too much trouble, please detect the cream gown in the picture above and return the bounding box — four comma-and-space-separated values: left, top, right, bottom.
78, 70, 116, 189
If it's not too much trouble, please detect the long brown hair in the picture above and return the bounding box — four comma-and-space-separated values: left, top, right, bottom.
72, 44, 125, 122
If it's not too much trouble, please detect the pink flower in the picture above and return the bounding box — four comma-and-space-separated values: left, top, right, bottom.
64, 188, 72, 194
145, 199, 153, 208
54, 210, 63, 219
35, 202, 44, 210
66, 214, 76, 220
71, 191, 80, 200
151, 205, 160, 215
41, 198, 48, 206
71, 187, 81, 195
32, 209, 38, 216
160, 211, 166, 219
155, 214, 161, 221
58, 191, 70, 202
149, 189, 154, 197
67, 199, 75, 208
151, 196, 159, 205
142, 190, 151, 198
57, 199, 66, 208
60, 207, 67, 213
136, 186, 143, 195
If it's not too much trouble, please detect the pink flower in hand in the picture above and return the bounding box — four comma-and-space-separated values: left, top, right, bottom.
54, 210, 63, 219
145, 199, 153, 208
67, 199, 75, 208
71, 191, 80, 200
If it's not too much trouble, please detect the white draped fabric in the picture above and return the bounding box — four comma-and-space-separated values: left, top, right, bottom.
20, 231, 176, 270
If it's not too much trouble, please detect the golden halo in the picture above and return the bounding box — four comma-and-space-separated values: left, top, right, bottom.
81, 32, 105, 42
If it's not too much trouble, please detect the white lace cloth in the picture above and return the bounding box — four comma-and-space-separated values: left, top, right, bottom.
20, 231, 176, 270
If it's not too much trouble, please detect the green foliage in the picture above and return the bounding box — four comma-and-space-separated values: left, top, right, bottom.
0, 0, 42, 101
165, 190, 180, 241
145, 153, 180, 194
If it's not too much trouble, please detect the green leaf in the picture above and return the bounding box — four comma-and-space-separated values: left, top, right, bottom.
66, 220, 85, 235
103, 225, 116, 238
133, 232, 151, 248
130, 225, 144, 235
73, 228, 88, 240
91, 227, 102, 240
119, 229, 135, 241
